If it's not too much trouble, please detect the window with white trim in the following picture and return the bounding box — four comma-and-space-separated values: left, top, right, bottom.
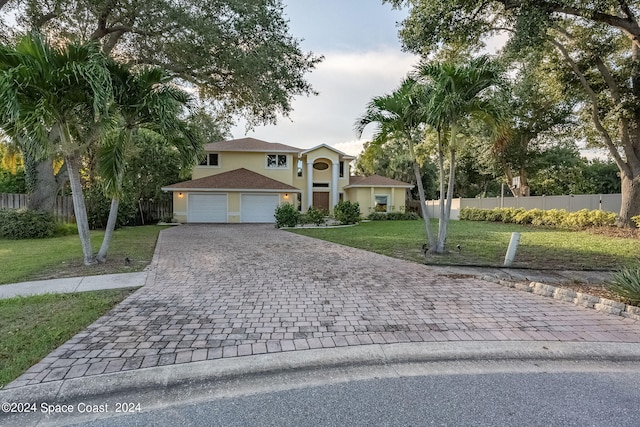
297, 159, 303, 177
267, 154, 288, 168
375, 195, 388, 212
199, 153, 219, 166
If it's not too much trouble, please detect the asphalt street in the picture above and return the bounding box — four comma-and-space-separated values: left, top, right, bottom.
63, 360, 640, 427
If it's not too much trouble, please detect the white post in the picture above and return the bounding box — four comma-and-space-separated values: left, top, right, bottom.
307, 161, 313, 211
503, 232, 521, 267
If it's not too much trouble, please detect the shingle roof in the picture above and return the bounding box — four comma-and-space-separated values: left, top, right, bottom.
204, 137, 301, 153
345, 175, 413, 188
162, 168, 299, 191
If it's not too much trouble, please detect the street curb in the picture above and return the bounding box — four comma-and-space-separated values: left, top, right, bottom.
3, 341, 640, 404
3, 342, 640, 426
483, 276, 640, 321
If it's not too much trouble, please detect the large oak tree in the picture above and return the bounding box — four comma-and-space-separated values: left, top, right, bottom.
385, 0, 640, 227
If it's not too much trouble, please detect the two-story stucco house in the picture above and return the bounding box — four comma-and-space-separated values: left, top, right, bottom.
161, 137, 413, 223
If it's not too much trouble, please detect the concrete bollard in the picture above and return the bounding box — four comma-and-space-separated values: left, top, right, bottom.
503, 232, 521, 267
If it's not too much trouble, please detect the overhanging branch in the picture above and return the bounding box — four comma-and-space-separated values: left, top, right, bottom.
548, 37, 628, 173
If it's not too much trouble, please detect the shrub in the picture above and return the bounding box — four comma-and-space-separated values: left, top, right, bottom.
632, 215, 640, 229
367, 211, 421, 221
461, 206, 616, 229
84, 186, 138, 230
52, 222, 78, 237
0, 208, 57, 239
306, 206, 327, 226
274, 203, 299, 228
610, 264, 640, 306
333, 201, 360, 224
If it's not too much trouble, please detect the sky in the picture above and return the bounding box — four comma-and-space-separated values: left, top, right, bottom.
229, 1, 418, 156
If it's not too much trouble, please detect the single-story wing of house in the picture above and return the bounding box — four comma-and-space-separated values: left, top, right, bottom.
161, 137, 413, 223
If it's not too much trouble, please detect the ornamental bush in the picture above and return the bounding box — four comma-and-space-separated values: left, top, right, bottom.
274, 203, 299, 228
84, 186, 138, 230
610, 264, 640, 306
632, 215, 640, 228
306, 206, 327, 226
333, 200, 360, 224
367, 211, 420, 220
0, 208, 57, 239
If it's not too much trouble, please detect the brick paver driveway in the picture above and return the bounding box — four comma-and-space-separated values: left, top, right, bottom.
8, 225, 640, 388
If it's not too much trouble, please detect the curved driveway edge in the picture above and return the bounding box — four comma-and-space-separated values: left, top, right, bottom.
3, 341, 640, 427
4, 224, 640, 391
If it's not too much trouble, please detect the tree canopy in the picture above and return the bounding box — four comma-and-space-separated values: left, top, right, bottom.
2, 0, 322, 126
384, 0, 640, 226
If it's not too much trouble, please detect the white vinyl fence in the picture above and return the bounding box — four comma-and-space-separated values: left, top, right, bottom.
424, 194, 622, 220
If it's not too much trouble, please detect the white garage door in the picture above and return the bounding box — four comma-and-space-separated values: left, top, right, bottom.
241, 194, 279, 223
188, 194, 227, 223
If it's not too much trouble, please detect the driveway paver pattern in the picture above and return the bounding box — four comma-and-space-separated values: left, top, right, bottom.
6, 224, 640, 388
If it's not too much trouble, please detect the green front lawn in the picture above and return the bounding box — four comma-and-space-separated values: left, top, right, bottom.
290, 220, 640, 270
0, 290, 135, 388
0, 225, 167, 285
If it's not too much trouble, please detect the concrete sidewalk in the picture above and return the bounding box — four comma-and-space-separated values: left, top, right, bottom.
0, 272, 147, 299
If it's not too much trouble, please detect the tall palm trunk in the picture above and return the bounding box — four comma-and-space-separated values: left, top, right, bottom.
97, 198, 119, 263
436, 128, 458, 254
65, 153, 96, 265
408, 137, 436, 250
436, 129, 447, 252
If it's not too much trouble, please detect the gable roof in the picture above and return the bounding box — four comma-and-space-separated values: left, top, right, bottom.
300, 143, 356, 160
345, 175, 414, 189
162, 168, 300, 192
204, 137, 300, 153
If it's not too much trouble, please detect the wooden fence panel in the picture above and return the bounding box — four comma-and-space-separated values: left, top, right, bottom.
1, 193, 172, 224
1, 193, 74, 222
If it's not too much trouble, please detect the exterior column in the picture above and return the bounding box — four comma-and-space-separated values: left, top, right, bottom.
391, 188, 395, 212
307, 161, 313, 211
370, 187, 375, 212
331, 161, 339, 211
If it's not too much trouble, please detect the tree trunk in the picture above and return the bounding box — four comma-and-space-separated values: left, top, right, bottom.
437, 130, 446, 252
65, 154, 96, 265
97, 198, 119, 263
407, 134, 436, 251
436, 148, 457, 254
519, 167, 530, 197
26, 160, 58, 212
413, 159, 436, 250
617, 172, 640, 227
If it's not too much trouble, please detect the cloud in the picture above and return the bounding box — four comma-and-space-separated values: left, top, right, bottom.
331, 139, 366, 157
231, 48, 418, 155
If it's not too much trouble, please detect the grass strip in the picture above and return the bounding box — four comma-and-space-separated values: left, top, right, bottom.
290, 220, 640, 270
0, 289, 135, 388
0, 225, 166, 285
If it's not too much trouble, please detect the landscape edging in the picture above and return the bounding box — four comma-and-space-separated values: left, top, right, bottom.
481, 276, 640, 322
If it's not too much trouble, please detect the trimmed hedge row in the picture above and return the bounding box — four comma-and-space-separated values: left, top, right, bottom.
367, 211, 420, 221
459, 207, 616, 229
0, 209, 57, 239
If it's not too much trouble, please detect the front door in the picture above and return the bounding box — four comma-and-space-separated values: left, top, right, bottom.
312, 192, 330, 211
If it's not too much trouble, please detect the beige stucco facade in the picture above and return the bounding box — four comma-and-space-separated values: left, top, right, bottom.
162, 138, 413, 223
345, 187, 406, 216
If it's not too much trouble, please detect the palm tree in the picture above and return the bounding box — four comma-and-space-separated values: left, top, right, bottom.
0, 32, 112, 265
355, 78, 436, 250
95, 64, 201, 263
414, 56, 503, 253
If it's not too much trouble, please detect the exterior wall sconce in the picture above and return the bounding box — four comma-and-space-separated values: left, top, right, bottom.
178, 192, 184, 199
284, 193, 289, 199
